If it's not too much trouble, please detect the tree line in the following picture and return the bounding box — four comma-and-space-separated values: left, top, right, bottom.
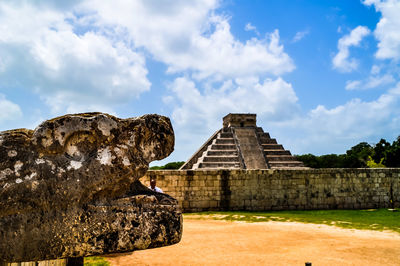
150, 161, 185, 170
295, 136, 400, 168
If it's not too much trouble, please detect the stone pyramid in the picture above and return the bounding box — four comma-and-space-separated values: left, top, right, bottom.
180, 113, 306, 170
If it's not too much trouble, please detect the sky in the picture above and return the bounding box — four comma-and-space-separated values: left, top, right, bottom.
1, 0, 400, 165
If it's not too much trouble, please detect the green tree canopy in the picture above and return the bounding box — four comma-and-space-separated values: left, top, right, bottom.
296, 136, 400, 168
385, 137, 400, 167
150, 161, 185, 170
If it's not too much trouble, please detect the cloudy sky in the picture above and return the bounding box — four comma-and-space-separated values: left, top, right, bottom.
1, 0, 400, 164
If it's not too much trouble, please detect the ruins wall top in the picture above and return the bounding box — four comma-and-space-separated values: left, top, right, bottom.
222, 113, 256, 128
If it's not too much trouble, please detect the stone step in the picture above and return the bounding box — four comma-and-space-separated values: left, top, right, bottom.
220, 132, 234, 138
266, 155, 298, 161
269, 161, 305, 168
211, 144, 237, 150
198, 162, 241, 169
261, 144, 284, 150
203, 156, 239, 162
235, 131, 255, 137
207, 150, 238, 156
259, 137, 277, 144
263, 149, 291, 156
257, 132, 271, 138
215, 138, 235, 144
270, 166, 306, 170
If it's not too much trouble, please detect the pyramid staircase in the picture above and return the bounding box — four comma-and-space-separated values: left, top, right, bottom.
192, 128, 243, 169
181, 114, 306, 170
255, 128, 305, 169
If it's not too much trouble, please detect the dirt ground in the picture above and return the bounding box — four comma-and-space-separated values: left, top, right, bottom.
105, 217, 400, 266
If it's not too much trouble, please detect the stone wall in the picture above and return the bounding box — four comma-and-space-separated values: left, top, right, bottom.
143, 169, 400, 212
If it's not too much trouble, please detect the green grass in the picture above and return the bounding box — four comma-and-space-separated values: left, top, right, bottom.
84, 256, 110, 266
184, 209, 400, 233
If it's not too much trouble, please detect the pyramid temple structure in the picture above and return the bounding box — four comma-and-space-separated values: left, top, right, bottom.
180, 113, 306, 170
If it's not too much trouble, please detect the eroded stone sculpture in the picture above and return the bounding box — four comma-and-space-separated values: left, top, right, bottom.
0, 113, 181, 262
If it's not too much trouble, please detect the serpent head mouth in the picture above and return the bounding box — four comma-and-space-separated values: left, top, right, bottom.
81, 179, 182, 257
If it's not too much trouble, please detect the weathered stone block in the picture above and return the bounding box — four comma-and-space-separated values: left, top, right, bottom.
0, 113, 182, 262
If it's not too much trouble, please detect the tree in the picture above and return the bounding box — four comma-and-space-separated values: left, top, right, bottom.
385, 136, 400, 167
318, 154, 345, 168
367, 156, 385, 168
345, 142, 373, 167
150, 161, 185, 170
372, 138, 390, 165
296, 138, 400, 169
295, 154, 319, 168
296, 154, 346, 168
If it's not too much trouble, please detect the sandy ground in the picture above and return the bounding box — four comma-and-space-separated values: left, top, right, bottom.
105, 217, 400, 266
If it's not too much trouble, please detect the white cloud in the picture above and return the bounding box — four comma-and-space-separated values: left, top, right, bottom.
244, 22, 260, 36
169, 76, 299, 125
0, 0, 297, 118
365, 74, 395, 89
0, 94, 22, 123
292, 30, 309, 43
245, 23, 257, 32
0, 1, 150, 114
371, 64, 381, 75
363, 0, 381, 4
272, 83, 400, 154
363, 0, 400, 60
345, 80, 362, 90
332, 26, 371, 72
81, 0, 295, 80
345, 74, 395, 90
165, 76, 299, 159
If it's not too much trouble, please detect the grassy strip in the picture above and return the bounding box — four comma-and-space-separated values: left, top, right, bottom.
184, 209, 400, 233
84, 256, 110, 266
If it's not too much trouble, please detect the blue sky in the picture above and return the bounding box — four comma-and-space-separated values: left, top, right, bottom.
1, 0, 400, 165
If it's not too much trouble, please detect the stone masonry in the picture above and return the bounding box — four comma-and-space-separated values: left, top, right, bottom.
180, 113, 305, 170
144, 169, 400, 212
